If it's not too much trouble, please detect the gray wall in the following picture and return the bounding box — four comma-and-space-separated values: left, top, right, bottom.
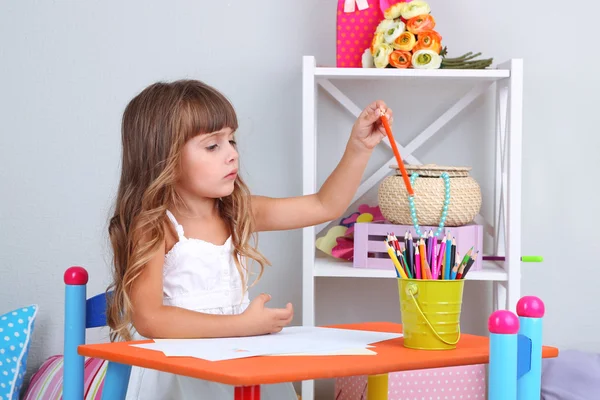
1, 1, 598, 398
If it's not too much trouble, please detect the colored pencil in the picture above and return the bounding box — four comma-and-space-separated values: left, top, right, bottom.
451, 250, 460, 280
419, 238, 426, 275
434, 236, 446, 280
386, 233, 413, 279
392, 233, 400, 252
445, 232, 452, 280
401, 250, 413, 279
449, 237, 456, 280
430, 233, 437, 278
461, 251, 479, 279
415, 245, 421, 279
422, 251, 432, 279
403, 232, 409, 276
459, 247, 473, 271
420, 239, 430, 280
424, 233, 430, 268
427, 231, 434, 267
380, 111, 414, 196
388, 234, 403, 276
385, 241, 408, 279
483, 255, 543, 262
397, 245, 411, 278
407, 232, 414, 277
455, 248, 470, 280
456, 267, 466, 279
451, 263, 459, 280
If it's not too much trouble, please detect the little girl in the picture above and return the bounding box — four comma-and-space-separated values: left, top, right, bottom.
105, 79, 393, 399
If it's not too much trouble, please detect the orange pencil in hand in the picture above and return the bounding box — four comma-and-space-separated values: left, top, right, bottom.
380, 110, 414, 196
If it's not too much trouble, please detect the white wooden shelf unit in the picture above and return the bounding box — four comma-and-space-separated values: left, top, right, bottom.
301, 55, 523, 400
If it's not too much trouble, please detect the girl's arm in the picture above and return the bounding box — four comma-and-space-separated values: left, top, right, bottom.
252, 100, 392, 232
130, 236, 293, 339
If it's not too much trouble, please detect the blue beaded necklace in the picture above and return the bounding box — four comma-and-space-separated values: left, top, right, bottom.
408, 171, 450, 237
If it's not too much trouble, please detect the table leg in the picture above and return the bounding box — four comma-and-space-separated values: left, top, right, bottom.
367, 374, 388, 400
101, 361, 132, 400
234, 385, 261, 399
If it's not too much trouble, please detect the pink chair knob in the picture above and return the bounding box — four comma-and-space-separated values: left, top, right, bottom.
517, 296, 545, 318
488, 310, 519, 334
64, 266, 88, 285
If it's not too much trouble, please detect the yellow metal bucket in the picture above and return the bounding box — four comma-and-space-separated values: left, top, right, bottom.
398, 278, 464, 350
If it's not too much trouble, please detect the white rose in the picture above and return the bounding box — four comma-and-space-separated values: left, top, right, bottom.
362, 48, 374, 68
383, 20, 406, 44
373, 43, 393, 68
411, 49, 442, 69
376, 19, 396, 34
401, 1, 431, 19
384, 3, 406, 20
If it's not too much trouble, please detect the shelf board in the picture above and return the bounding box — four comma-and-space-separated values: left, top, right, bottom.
314, 255, 507, 281
314, 66, 510, 81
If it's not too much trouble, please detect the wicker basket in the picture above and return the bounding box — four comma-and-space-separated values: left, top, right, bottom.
378, 164, 482, 227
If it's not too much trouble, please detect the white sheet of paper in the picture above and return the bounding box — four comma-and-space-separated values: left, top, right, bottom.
132, 342, 267, 361
265, 348, 377, 356
134, 339, 371, 361
133, 343, 378, 360
131, 326, 401, 361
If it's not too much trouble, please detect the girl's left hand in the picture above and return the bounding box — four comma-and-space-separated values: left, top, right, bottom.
349, 100, 393, 151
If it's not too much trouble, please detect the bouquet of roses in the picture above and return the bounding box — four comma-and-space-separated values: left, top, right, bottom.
362, 0, 493, 69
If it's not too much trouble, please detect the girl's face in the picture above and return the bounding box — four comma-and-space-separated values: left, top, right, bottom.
177, 127, 239, 200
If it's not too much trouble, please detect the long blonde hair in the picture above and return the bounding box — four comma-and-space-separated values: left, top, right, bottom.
106, 80, 269, 342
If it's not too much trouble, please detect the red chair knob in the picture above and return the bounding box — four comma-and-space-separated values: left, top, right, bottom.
64, 266, 89, 285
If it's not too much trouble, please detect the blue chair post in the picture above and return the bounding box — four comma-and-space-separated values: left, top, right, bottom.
488, 309, 519, 400
63, 266, 88, 400
516, 296, 545, 399
102, 362, 133, 400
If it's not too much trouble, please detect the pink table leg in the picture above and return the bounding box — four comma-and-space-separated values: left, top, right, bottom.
234, 385, 260, 400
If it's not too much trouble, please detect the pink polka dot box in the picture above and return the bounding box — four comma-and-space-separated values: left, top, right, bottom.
334, 364, 486, 399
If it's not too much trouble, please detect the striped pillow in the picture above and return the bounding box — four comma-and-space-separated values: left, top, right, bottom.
22, 355, 107, 400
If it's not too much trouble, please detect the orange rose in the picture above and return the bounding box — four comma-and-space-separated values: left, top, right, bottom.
406, 14, 435, 34
370, 32, 384, 55
393, 31, 416, 51
389, 50, 412, 69
413, 30, 442, 54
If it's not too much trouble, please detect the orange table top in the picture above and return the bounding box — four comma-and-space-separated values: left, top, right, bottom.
78, 322, 559, 386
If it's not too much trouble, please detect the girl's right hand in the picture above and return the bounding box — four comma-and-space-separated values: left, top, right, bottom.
241, 293, 294, 335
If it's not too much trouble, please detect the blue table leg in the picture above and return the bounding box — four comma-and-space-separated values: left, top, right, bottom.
101, 362, 132, 400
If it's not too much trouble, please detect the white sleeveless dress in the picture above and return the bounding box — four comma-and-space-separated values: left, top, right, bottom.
125, 210, 298, 400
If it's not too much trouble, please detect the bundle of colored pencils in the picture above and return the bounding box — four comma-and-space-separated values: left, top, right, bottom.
384, 231, 478, 280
